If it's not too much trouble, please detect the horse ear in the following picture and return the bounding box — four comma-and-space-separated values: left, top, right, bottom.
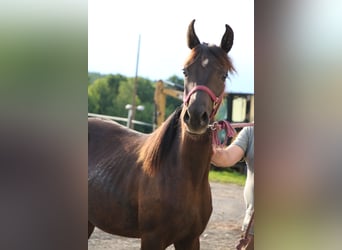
187, 19, 200, 49
220, 24, 234, 53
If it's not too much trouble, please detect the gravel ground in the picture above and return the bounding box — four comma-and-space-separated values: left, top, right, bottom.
88, 182, 245, 250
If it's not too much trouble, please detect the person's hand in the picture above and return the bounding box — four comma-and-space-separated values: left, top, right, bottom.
212, 145, 217, 155
211, 144, 244, 167
211, 146, 224, 166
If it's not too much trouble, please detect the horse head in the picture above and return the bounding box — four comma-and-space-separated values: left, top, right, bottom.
182, 19, 235, 135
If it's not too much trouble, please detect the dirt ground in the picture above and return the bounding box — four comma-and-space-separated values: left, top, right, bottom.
88, 182, 245, 250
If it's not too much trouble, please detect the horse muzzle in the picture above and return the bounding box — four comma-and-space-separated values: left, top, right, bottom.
183, 105, 210, 135
182, 85, 224, 135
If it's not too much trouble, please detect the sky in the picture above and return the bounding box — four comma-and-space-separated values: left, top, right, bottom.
88, 0, 254, 94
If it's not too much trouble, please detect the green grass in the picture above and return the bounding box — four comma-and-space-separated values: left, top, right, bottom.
209, 170, 246, 186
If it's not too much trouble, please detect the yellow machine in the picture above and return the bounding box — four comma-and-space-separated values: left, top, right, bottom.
154, 80, 183, 129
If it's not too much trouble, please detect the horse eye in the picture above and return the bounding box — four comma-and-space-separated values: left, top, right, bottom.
182, 69, 188, 77
222, 73, 228, 81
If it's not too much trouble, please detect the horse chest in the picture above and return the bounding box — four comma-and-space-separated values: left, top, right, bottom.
163, 190, 212, 240
162, 185, 212, 230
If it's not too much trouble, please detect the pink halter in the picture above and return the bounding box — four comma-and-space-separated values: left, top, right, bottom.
183, 85, 225, 119
182, 84, 254, 146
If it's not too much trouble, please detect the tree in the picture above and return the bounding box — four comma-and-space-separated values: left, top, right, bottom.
88, 73, 183, 133
88, 86, 100, 113
107, 74, 126, 96
88, 72, 105, 85
87, 78, 113, 114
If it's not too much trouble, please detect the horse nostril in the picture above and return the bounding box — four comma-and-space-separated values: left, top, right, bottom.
183, 110, 190, 124
201, 112, 209, 125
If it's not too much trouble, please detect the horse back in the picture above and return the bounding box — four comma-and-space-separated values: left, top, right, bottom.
88, 118, 145, 165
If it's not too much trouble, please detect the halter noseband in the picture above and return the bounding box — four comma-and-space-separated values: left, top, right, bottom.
183, 85, 225, 119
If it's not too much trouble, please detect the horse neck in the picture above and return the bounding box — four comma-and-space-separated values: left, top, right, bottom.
180, 125, 212, 187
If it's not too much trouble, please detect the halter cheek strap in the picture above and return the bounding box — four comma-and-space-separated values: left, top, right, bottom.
183, 85, 225, 119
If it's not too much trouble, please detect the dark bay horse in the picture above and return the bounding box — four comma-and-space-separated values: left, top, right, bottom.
88, 19, 235, 250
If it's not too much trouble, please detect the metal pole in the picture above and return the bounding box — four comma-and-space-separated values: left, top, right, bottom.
127, 109, 132, 128
129, 34, 141, 129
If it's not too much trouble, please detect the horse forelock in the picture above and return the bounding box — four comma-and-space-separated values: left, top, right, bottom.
138, 107, 182, 176
184, 44, 235, 75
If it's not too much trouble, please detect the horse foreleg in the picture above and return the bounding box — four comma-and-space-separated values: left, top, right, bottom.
88, 221, 95, 239
141, 233, 165, 250
174, 237, 200, 250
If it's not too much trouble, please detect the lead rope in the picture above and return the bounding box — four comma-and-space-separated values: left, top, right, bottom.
209, 121, 254, 146
209, 120, 236, 146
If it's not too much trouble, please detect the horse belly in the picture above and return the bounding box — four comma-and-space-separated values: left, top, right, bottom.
88, 168, 142, 238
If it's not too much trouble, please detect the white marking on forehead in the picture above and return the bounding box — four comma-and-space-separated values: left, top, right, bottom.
201, 57, 209, 68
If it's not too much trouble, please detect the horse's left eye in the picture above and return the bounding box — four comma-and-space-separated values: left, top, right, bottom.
222, 73, 228, 81
182, 69, 188, 77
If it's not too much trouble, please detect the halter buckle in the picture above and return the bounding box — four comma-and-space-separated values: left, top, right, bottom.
208, 121, 219, 130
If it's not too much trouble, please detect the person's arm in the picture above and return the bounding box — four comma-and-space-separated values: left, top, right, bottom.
211, 144, 245, 167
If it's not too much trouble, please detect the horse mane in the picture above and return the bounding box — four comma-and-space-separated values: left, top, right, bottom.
138, 106, 182, 176
184, 44, 236, 76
